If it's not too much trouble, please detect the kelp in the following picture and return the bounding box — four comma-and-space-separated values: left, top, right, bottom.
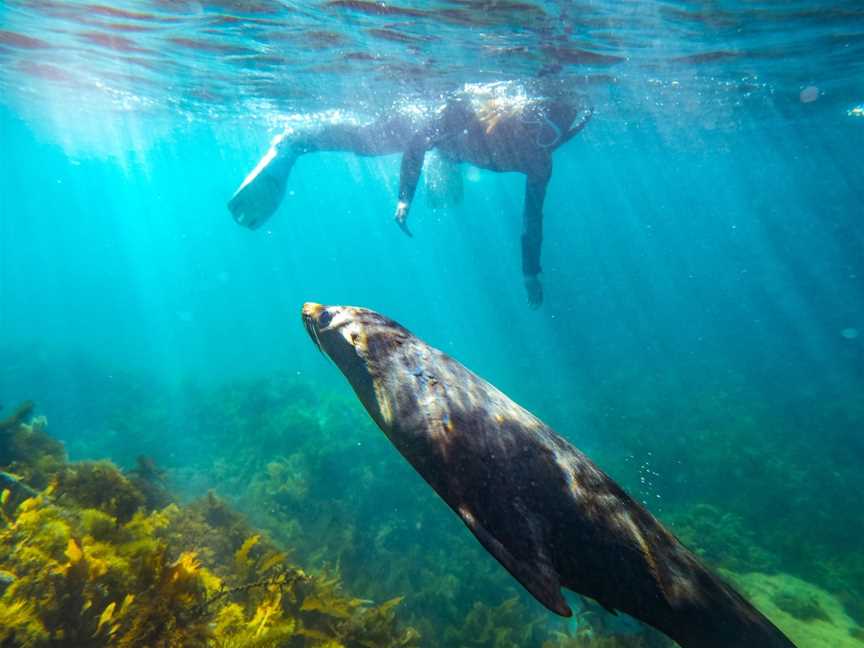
53, 461, 147, 523
0, 406, 419, 648
443, 597, 544, 647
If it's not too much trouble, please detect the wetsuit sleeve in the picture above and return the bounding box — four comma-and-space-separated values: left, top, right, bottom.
522, 160, 552, 276
398, 134, 430, 208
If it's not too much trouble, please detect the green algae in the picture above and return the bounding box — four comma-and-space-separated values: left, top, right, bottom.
727, 571, 864, 648
772, 589, 831, 623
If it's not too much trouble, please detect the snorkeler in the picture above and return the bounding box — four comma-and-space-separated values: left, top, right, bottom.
228, 82, 592, 308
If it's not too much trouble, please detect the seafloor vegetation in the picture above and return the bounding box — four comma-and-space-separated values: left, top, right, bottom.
2, 361, 863, 647
0, 403, 419, 647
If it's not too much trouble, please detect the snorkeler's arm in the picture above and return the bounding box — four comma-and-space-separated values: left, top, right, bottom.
522, 159, 552, 308
395, 134, 432, 236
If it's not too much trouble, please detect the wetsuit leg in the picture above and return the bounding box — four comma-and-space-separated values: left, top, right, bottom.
298, 115, 418, 156
522, 158, 552, 307
228, 114, 422, 228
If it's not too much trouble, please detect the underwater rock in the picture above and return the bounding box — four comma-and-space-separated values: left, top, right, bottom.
772, 589, 831, 623
0, 407, 64, 489
727, 571, 864, 648
0, 401, 34, 433
840, 592, 864, 628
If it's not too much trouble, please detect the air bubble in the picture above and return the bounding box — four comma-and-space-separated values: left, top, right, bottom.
799, 86, 819, 103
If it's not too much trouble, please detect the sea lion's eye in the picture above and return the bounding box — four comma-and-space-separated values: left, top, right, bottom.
318, 310, 333, 328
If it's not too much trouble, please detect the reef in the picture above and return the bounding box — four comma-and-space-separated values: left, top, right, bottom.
14, 361, 864, 647
0, 402, 420, 648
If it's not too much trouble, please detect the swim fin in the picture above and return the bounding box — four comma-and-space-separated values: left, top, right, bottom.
228, 139, 296, 229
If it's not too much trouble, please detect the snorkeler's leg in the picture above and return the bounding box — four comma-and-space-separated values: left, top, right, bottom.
424, 152, 463, 209
228, 131, 298, 229
522, 160, 552, 309
309, 115, 416, 156
228, 115, 421, 229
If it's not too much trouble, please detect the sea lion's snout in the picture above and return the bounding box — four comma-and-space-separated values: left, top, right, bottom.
301, 303, 389, 427
302, 302, 325, 320
301, 303, 367, 360
302, 303, 411, 383
302, 305, 409, 365
301, 302, 329, 352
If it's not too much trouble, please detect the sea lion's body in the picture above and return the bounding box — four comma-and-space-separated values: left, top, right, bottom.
301, 303, 796, 648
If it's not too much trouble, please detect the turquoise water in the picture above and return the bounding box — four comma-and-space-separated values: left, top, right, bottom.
2, 1, 864, 646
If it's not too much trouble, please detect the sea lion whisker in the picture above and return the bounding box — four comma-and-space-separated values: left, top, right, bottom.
303, 316, 323, 353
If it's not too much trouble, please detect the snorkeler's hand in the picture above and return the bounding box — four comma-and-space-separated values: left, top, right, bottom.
524, 274, 543, 309
394, 201, 413, 237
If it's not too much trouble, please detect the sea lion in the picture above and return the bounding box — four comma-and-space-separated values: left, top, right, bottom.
301, 302, 797, 648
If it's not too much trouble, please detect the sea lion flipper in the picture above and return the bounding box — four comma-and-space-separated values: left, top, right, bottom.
598, 601, 618, 616
457, 505, 571, 617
